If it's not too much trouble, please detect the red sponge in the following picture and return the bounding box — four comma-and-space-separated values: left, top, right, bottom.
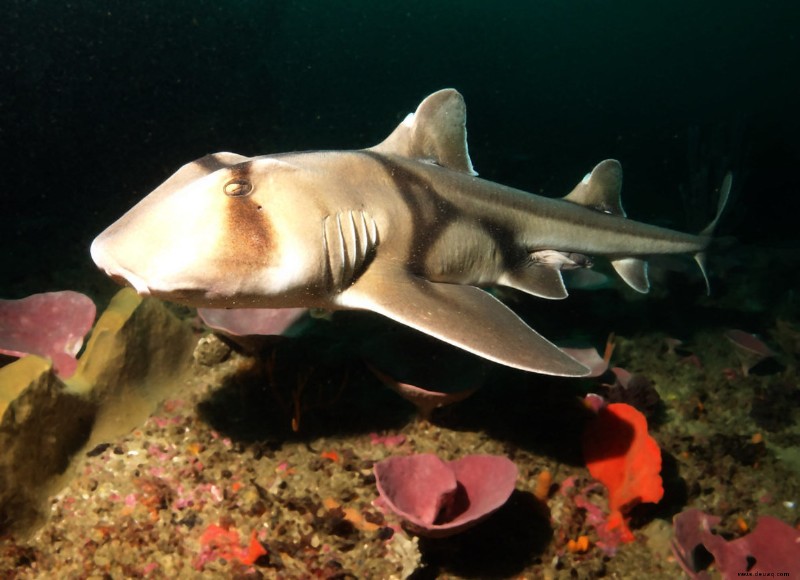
583, 402, 664, 541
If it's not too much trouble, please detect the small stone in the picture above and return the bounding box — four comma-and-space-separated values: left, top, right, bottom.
93, 554, 110, 567
86, 443, 111, 457
193, 335, 231, 366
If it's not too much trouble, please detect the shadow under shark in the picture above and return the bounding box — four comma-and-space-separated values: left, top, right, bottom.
91, 89, 729, 377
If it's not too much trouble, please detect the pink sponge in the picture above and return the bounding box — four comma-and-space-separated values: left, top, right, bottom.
672, 508, 800, 579
198, 307, 306, 337
0, 291, 96, 377
374, 453, 517, 537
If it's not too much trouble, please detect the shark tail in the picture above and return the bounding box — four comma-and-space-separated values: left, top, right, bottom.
694, 171, 733, 294
566, 161, 733, 295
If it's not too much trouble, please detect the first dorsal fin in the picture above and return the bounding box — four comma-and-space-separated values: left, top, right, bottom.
368, 89, 477, 176
564, 159, 625, 216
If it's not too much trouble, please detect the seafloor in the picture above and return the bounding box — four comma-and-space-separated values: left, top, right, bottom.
1, 244, 799, 579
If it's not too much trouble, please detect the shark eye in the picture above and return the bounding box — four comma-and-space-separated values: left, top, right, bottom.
223, 178, 253, 197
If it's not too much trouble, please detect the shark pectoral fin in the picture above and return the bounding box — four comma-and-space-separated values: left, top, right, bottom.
336, 265, 589, 376
611, 258, 650, 293
368, 89, 477, 176
499, 265, 568, 299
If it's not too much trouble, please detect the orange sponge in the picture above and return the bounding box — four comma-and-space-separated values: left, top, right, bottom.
582, 403, 664, 542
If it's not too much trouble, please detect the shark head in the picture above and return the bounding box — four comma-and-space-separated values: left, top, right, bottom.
91, 152, 319, 307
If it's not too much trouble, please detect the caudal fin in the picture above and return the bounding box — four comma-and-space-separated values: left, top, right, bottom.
695, 171, 733, 294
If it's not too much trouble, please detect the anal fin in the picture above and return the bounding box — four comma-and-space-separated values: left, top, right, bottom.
611, 257, 650, 293
336, 264, 589, 376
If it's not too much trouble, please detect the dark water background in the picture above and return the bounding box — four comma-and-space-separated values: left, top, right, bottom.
1, 0, 798, 300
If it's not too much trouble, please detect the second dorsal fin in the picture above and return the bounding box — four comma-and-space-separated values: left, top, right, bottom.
368, 89, 477, 176
564, 159, 625, 216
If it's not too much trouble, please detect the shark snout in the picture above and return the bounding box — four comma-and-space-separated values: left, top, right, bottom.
90, 236, 152, 296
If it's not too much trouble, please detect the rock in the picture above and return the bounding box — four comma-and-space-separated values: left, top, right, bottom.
0, 288, 196, 535
194, 334, 232, 366
67, 288, 196, 441
0, 356, 96, 535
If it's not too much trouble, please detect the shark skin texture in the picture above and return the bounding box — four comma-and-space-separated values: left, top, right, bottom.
91, 89, 729, 377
